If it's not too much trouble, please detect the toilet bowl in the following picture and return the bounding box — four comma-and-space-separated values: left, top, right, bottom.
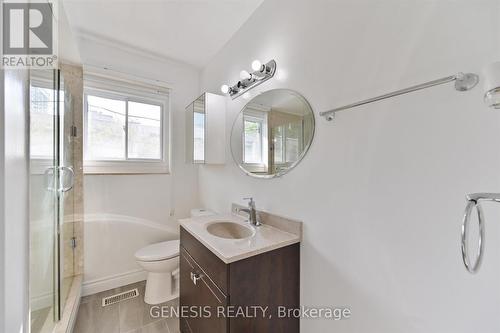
135, 240, 180, 305
135, 209, 214, 304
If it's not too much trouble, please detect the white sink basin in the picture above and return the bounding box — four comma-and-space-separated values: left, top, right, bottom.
206, 221, 254, 240
179, 213, 302, 263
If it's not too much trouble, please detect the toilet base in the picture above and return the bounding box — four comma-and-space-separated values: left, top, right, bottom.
144, 272, 179, 305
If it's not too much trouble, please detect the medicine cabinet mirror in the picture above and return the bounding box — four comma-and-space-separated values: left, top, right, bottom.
185, 92, 226, 164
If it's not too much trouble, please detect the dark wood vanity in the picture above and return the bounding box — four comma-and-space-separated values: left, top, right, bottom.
180, 227, 300, 333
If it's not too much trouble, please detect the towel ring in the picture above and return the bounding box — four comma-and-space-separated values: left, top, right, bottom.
461, 199, 485, 274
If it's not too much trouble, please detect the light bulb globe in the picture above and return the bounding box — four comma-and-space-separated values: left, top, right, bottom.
251, 60, 262, 71
240, 70, 251, 80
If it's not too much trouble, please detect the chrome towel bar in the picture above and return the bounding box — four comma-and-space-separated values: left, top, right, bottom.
320, 72, 479, 121
461, 193, 500, 274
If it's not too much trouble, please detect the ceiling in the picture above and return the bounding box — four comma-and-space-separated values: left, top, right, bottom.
62, 0, 264, 68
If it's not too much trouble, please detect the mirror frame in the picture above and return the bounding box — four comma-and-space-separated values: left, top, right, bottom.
230, 88, 315, 179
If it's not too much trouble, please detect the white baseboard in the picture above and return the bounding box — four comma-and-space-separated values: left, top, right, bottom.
31, 291, 52, 311
82, 269, 147, 297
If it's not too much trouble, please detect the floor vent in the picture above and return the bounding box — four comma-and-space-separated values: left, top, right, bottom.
101, 288, 139, 307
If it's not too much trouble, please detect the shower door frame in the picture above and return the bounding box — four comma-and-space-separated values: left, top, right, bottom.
29, 68, 75, 331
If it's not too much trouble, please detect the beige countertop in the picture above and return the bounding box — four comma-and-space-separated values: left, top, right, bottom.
179, 214, 301, 264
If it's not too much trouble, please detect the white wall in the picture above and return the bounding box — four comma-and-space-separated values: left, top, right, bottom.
199, 0, 500, 332
0, 69, 30, 332
78, 36, 200, 286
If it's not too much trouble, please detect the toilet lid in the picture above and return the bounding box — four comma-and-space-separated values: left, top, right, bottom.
135, 240, 180, 261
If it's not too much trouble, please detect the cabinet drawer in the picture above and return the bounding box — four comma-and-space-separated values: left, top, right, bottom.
180, 248, 227, 333
180, 227, 228, 294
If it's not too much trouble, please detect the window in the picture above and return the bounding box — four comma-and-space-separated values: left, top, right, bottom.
84, 76, 169, 174
241, 111, 268, 173
30, 84, 56, 159
128, 101, 162, 160
243, 118, 263, 164
86, 95, 127, 160
29, 73, 63, 175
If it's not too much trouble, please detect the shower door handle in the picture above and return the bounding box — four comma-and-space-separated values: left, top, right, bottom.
58, 166, 74, 193
44, 166, 74, 193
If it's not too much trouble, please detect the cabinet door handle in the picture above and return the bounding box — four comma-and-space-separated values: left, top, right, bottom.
190, 272, 203, 285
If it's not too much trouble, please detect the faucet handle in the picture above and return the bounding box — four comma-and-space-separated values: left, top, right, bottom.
243, 197, 255, 207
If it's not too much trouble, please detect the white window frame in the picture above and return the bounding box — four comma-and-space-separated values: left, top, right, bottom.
242, 116, 264, 164
242, 112, 268, 173
83, 79, 170, 175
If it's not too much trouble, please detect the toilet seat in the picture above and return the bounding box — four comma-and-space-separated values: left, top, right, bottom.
135, 240, 180, 262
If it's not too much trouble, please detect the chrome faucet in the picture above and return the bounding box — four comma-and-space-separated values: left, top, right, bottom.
238, 197, 262, 226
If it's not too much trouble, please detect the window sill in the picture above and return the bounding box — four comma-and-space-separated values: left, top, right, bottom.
241, 163, 267, 173
84, 161, 169, 175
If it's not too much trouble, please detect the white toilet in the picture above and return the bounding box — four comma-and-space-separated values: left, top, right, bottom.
135, 240, 180, 304
135, 209, 214, 304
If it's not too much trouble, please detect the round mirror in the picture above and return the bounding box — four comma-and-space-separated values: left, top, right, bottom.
230, 89, 315, 178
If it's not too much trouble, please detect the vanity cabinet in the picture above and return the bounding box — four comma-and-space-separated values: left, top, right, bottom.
180, 227, 300, 333
185, 93, 226, 164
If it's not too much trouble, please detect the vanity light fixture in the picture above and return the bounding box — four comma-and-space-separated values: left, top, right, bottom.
220, 59, 277, 99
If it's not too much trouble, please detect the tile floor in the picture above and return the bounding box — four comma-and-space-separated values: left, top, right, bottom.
74, 281, 179, 333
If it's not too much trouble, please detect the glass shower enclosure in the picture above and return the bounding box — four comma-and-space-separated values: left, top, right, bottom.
29, 69, 76, 333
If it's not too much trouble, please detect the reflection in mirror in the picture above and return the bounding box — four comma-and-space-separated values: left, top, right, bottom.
193, 94, 205, 162
231, 89, 315, 178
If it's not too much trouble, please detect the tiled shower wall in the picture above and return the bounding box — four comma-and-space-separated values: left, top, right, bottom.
60, 63, 84, 278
